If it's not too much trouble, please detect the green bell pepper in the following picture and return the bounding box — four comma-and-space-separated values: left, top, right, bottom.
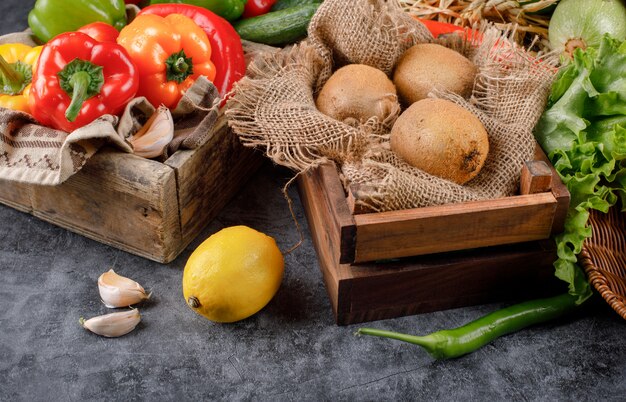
148, 0, 247, 21
28, 0, 127, 43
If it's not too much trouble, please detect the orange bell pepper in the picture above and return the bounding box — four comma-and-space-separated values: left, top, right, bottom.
117, 13, 217, 109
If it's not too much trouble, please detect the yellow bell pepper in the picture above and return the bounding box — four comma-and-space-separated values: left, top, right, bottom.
0, 43, 42, 114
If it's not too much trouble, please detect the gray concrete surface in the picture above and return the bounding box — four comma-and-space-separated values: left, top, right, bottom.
1, 2, 626, 400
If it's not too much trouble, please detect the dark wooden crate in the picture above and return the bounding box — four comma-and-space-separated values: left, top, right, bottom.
297, 147, 568, 325
0, 118, 262, 263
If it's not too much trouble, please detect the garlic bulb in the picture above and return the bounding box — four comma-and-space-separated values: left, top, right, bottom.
80, 309, 141, 338
128, 105, 174, 158
98, 269, 149, 308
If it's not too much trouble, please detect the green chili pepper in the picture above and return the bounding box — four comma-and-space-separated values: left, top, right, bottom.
149, 0, 247, 21
356, 292, 578, 359
28, 0, 127, 43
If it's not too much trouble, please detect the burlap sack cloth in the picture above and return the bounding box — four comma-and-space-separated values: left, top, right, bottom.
226, 0, 557, 212
0, 32, 220, 186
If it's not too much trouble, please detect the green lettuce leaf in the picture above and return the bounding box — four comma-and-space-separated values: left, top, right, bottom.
535, 34, 626, 304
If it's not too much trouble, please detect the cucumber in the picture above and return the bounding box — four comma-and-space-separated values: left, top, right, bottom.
271, 0, 322, 12
233, 3, 320, 45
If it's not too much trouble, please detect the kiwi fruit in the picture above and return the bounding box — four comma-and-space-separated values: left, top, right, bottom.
390, 98, 489, 185
315, 64, 400, 126
393, 43, 477, 106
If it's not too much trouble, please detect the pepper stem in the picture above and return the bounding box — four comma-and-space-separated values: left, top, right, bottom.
64, 72, 91, 122
57, 58, 104, 123
165, 50, 193, 84
0, 55, 32, 95
356, 328, 438, 351
174, 57, 189, 74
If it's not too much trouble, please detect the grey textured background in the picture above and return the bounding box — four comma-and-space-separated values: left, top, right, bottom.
1, 1, 625, 400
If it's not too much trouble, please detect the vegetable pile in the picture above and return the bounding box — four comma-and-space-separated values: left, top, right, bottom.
357, 0, 626, 359
402, 0, 626, 56
2, 0, 622, 359
0, 0, 321, 159
400, 0, 560, 52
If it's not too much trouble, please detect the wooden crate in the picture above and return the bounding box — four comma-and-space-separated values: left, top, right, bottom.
0, 117, 262, 263
297, 147, 569, 325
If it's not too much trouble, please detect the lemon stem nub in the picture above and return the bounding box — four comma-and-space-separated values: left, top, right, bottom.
187, 296, 201, 308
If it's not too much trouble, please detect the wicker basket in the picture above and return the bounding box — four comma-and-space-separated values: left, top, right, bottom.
580, 206, 626, 320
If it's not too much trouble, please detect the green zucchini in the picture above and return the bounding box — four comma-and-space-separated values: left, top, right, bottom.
271, 0, 322, 12
234, 3, 320, 45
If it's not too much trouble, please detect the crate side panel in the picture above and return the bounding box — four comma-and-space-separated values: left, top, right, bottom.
0, 179, 33, 213
297, 165, 356, 270
353, 194, 557, 262
166, 122, 262, 247
30, 149, 182, 263
341, 241, 562, 325
533, 145, 570, 234
298, 166, 358, 320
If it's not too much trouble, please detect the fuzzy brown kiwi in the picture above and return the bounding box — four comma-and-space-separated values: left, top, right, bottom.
315, 64, 400, 126
393, 43, 477, 106
390, 98, 489, 185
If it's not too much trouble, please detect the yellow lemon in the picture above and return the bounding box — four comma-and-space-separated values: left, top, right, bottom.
182, 225, 284, 323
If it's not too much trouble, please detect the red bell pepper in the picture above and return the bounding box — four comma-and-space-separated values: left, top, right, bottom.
29, 32, 139, 132
242, 0, 277, 18
77, 22, 120, 43
138, 4, 246, 97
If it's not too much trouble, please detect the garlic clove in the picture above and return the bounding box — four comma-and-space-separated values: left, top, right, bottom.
79, 309, 141, 338
128, 105, 174, 158
98, 269, 150, 308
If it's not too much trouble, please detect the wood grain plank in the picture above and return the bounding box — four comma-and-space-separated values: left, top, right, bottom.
316, 164, 357, 264
297, 167, 340, 317
534, 145, 570, 234
296, 163, 355, 268
0, 179, 33, 213
520, 160, 552, 195
297, 164, 357, 316
337, 240, 562, 325
165, 118, 263, 248
352, 193, 557, 262
347, 184, 374, 215
30, 148, 182, 263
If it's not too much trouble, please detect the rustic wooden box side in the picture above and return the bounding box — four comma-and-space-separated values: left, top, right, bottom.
0, 180, 32, 213
19, 149, 183, 262
165, 119, 263, 248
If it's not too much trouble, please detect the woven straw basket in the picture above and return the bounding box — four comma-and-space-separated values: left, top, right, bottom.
580, 206, 626, 320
